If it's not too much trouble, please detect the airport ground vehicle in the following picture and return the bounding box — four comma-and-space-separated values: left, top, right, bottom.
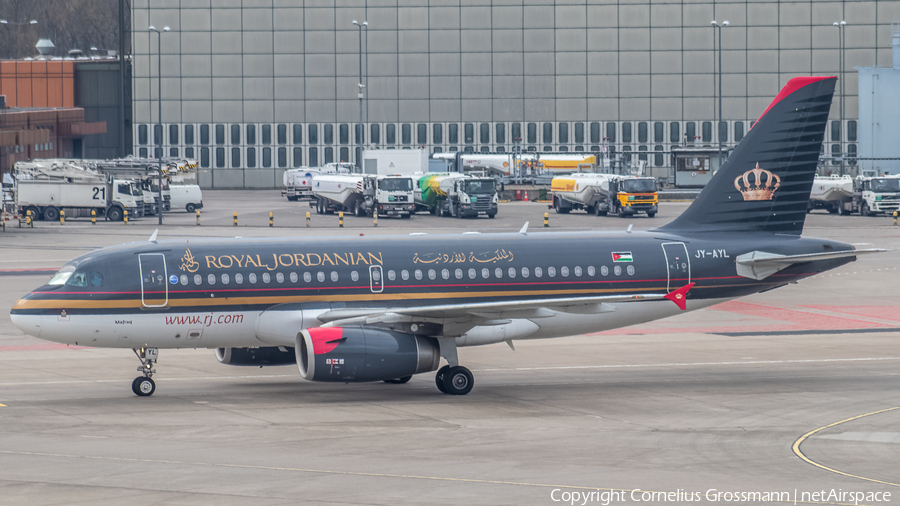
169, 185, 204, 213
432, 152, 600, 184
808, 175, 853, 213
362, 149, 428, 175
312, 173, 416, 218
14, 162, 144, 221
834, 175, 900, 216
550, 173, 658, 218
283, 163, 354, 201
416, 173, 499, 218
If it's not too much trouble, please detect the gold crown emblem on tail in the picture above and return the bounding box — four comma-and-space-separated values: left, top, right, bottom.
734, 163, 780, 201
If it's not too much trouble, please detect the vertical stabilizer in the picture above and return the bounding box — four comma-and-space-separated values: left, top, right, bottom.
661, 76, 836, 235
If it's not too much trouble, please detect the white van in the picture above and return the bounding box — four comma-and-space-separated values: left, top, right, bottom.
169, 185, 203, 213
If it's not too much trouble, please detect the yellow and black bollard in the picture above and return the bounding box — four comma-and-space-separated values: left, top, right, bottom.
26, 210, 32, 227
196, 209, 200, 226
233, 211, 238, 227
124, 210, 128, 225
60, 209, 65, 225
894, 210, 898, 226
91, 209, 96, 225
339, 211, 344, 228
373, 211, 378, 228
544, 212, 549, 228
306, 211, 310, 228
269, 211, 274, 227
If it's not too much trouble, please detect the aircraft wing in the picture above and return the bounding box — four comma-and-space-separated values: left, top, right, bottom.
735, 248, 885, 280
316, 292, 667, 335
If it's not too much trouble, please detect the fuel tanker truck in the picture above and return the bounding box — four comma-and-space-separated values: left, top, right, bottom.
415, 173, 499, 218
311, 173, 416, 218
550, 173, 658, 218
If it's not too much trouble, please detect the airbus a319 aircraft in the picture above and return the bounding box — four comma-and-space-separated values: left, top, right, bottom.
11, 76, 879, 397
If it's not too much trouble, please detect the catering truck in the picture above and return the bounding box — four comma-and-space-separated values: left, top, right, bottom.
312, 173, 416, 218
550, 173, 658, 218
14, 162, 144, 221
416, 173, 499, 218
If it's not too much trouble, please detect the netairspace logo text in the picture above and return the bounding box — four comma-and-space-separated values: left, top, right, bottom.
549, 488, 892, 506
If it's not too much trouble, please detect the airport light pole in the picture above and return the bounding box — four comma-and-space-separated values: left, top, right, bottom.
353, 20, 367, 172
834, 20, 846, 175
711, 20, 729, 170
149, 25, 170, 226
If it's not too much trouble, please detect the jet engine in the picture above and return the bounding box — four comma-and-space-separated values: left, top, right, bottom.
216, 346, 297, 366
296, 327, 441, 382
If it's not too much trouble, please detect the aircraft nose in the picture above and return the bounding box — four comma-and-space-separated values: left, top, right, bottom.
10, 312, 42, 338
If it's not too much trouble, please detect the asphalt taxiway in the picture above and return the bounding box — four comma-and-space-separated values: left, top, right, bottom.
1, 192, 898, 505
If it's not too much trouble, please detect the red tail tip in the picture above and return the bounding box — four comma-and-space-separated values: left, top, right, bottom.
664, 282, 696, 311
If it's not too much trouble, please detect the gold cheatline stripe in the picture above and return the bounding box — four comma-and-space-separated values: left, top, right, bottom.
792, 406, 900, 488
13, 286, 666, 310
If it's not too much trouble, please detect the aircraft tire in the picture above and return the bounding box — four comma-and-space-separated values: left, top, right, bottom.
435, 365, 450, 393
132, 377, 156, 397
442, 366, 474, 395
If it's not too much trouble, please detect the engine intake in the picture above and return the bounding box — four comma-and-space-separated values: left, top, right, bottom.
216, 346, 297, 366
296, 327, 440, 382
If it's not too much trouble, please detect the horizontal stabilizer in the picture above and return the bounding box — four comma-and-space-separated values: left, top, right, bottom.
735, 248, 885, 280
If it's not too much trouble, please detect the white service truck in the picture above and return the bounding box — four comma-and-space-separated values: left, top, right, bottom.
312, 174, 416, 218
550, 173, 659, 218
808, 175, 853, 214
835, 175, 900, 216
362, 149, 429, 175
283, 163, 353, 201
16, 177, 144, 222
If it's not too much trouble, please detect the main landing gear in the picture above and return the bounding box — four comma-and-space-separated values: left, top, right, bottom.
434, 337, 474, 395
435, 365, 474, 395
132, 347, 158, 396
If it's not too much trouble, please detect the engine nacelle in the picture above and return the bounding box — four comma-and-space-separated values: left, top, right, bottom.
216, 346, 297, 366
296, 327, 441, 382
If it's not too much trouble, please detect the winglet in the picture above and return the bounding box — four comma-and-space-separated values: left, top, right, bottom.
664, 282, 695, 311
149, 229, 158, 243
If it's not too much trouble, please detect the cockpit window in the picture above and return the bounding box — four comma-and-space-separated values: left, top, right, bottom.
48, 265, 75, 285
66, 271, 88, 287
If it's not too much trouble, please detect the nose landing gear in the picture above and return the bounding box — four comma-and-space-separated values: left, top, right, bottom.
132, 347, 158, 396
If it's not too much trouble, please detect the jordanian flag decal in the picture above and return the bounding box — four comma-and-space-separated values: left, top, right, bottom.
611, 252, 633, 263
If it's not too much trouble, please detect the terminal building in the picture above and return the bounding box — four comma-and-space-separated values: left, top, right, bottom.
130, 0, 898, 188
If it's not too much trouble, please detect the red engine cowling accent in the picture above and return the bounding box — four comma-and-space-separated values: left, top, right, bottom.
296, 327, 440, 382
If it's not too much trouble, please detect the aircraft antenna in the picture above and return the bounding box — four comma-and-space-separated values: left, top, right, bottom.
519, 222, 529, 235
626, 224, 633, 234
148, 229, 158, 243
